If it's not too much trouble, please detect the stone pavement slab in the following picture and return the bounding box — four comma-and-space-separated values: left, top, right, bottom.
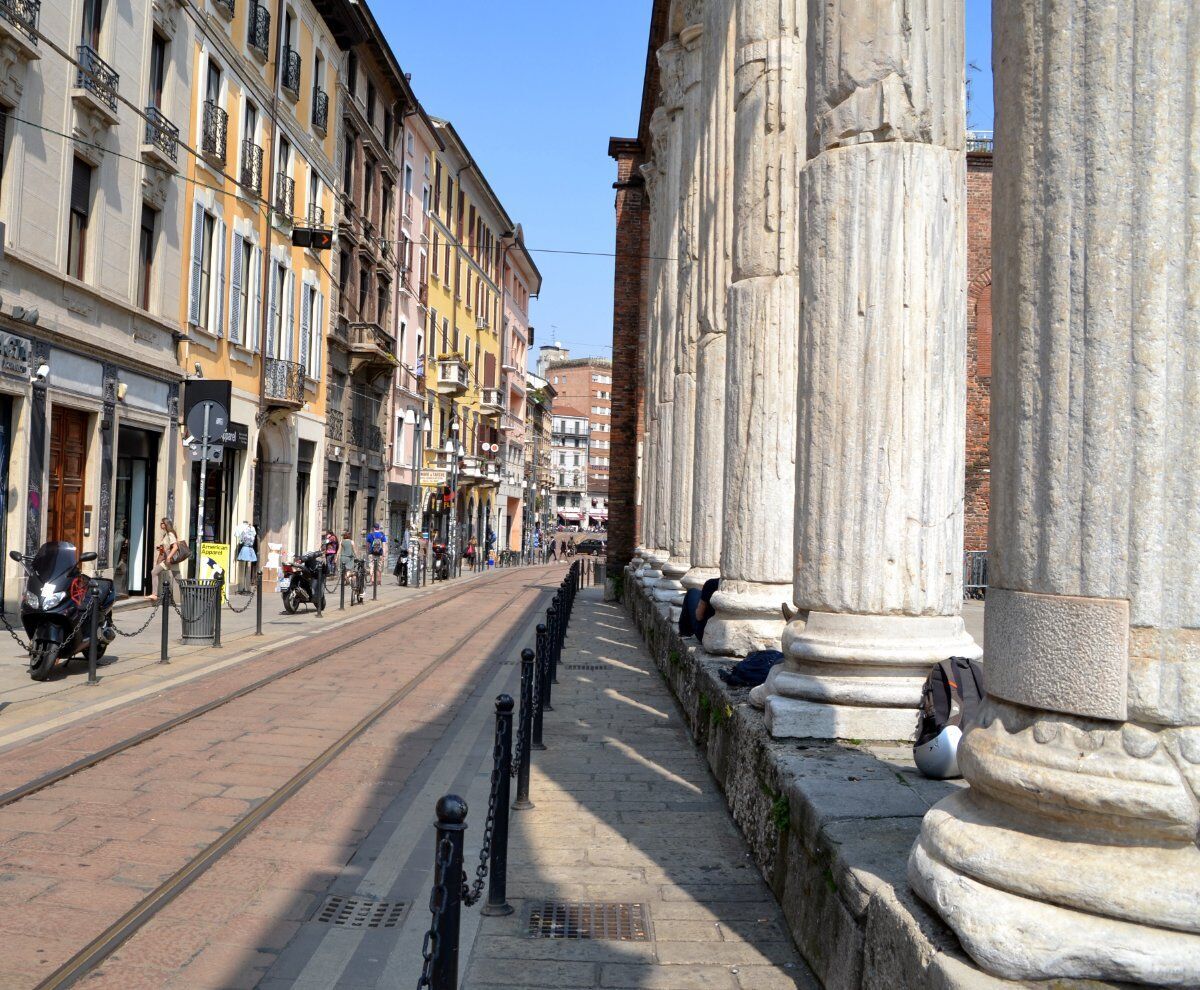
461, 589, 819, 990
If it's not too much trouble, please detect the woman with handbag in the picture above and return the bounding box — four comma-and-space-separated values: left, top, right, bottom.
149, 518, 185, 602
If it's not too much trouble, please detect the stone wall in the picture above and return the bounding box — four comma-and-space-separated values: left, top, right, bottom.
622, 587, 1120, 990
964, 151, 993, 553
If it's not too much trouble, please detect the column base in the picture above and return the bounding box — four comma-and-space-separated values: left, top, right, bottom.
703, 580, 791, 657
910, 791, 1200, 986
656, 556, 688, 619
682, 566, 719, 591
761, 692, 921, 740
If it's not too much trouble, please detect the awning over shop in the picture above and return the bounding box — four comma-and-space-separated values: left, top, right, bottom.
557, 510, 582, 522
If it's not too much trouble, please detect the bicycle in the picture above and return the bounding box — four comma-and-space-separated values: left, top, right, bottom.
343, 559, 365, 605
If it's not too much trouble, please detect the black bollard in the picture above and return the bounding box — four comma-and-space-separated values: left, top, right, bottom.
548, 609, 560, 686
482, 695, 514, 917
372, 557, 378, 601
212, 573, 223, 649
160, 575, 171, 664
538, 619, 554, 711
339, 560, 346, 610
255, 567, 264, 636
531, 630, 547, 751
429, 795, 467, 990
86, 579, 100, 686
514, 648, 535, 810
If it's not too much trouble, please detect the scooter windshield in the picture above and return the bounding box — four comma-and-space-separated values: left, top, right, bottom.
28, 542, 79, 594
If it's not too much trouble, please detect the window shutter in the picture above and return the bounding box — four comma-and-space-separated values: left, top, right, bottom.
251, 246, 263, 351
265, 261, 278, 358
70, 158, 92, 214
283, 270, 295, 359
299, 283, 312, 377
314, 291, 324, 379
214, 219, 226, 337
187, 202, 204, 325
228, 233, 243, 344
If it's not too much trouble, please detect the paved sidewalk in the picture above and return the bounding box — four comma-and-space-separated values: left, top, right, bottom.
462, 589, 817, 990
0, 564, 499, 753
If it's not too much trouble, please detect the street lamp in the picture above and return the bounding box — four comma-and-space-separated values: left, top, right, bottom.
445, 418, 461, 577
403, 408, 427, 587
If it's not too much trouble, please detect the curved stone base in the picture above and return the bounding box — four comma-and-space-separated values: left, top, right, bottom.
910, 793, 1200, 986
763, 691, 920, 740
787, 610, 982, 668
682, 566, 720, 591
704, 580, 793, 657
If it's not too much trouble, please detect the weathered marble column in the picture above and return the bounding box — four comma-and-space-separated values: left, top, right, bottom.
647, 41, 685, 615
683, 0, 735, 600
661, 16, 705, 620
910, 3, 1200, 983
758, 0, 979, 738
702, 0, 803, 656
633, 157, 663, 590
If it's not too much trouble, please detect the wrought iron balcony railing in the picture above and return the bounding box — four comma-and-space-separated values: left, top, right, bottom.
76, 44, 118, 113
367, 426, 385, 454
247, 3, 269, 58
240, 139, 263, 194
0, 0, 39, 44
201, 100, 228, 164
281, 46, 301, 96
311, 87, 328, 133
348, 418, 366, 448
143, 106, 178, 163
264, 357, 304, 406
274, 173, 295, 220
307, 202, 325, 227
325, 408, 343, 441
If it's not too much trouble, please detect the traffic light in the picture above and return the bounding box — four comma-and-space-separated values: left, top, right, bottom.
292, 227, 333, 251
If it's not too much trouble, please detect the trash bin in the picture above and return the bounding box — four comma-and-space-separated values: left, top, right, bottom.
178, 578, 221, 643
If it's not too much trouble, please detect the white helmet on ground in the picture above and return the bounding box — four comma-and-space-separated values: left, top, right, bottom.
913, 723, 963, 780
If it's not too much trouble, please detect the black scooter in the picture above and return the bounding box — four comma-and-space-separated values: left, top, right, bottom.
11, 542, 116, 681
279, 550, 327, 614
431, 543, 450, 582
393, 546, 410, 586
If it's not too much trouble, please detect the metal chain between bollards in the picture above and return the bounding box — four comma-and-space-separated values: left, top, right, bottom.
111, 599, 162, 637
416, 834, 456, 990
511, 648, 539, 778
225, 584, 256, 614
0, 610, 30, 654
460, 720, 504, 907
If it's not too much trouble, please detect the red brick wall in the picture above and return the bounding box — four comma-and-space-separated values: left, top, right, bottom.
965, 152, 993, 552
606, 138, 649, 569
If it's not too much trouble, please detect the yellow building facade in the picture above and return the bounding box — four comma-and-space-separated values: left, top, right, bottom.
177, 0, 354, 559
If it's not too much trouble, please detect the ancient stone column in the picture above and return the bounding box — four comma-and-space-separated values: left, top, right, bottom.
702, 0, 803, 657
646, 40, 685, 614
633, 156, 663, 591
683, 0, 735, 601
661, 17, 705, 620
910, 3, 1200, 983
758, 0, 979, 738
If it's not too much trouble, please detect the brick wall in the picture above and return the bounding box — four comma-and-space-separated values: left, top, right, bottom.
606, 138, 649, 569
965, 151, 993, 552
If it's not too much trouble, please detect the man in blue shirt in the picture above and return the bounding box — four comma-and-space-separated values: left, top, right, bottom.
365, 523, 387, 586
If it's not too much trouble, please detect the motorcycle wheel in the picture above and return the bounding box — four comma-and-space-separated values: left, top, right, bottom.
282, 591, 299, 615
29, 640, 57, 681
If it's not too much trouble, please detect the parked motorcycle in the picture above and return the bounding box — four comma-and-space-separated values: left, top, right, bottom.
431, 543, 450, 582
393, 546, 410, 587
279, 550, 327, 614
10, 542, 116, 681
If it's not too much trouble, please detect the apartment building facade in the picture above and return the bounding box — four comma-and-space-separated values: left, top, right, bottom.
540, 349, 612, 528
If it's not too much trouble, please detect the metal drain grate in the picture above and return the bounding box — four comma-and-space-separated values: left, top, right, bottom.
527, 901, 649, 941
315, 896, 408, 929
564, 664, 611, 671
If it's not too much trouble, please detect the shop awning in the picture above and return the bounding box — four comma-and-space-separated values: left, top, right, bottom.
557, 510, 582, 522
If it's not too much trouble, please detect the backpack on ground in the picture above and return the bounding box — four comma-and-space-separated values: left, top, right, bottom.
913, 657, 985, 779
718, 650, 784, 688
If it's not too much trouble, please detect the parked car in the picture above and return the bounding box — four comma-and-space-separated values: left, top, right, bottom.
575, 539, 606, 556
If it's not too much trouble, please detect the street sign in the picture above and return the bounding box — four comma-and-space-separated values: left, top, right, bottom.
186, 400, 229, 445
207, 446, 224, 463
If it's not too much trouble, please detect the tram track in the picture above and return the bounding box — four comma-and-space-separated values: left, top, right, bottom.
25, 569, 552, 990
0, 568, 537, 812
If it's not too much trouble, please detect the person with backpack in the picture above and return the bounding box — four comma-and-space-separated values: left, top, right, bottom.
365, 523, 387, 587
235, 520, 257, 593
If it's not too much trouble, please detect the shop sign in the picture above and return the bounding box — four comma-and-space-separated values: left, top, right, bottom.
198, 543, 231, 602
221, 422, 249, 450
0, 330, 30, 380
421, 468, 446, 487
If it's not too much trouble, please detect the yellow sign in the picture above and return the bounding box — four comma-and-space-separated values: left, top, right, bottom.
198, 542, 231, 602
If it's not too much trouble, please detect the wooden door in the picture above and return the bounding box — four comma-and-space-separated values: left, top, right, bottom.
48, 407, 88, 549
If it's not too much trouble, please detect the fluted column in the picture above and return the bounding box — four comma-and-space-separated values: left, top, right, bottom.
702, 0, 803, 657
757, 0, 979, 738
633, 157, 663, 590
683, 0, 735, 601
910, 3, 1200, 983
646, 40, 686, 614
661, 17, 705, 619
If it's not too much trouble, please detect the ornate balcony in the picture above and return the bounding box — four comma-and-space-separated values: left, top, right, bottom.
142, 106, 178, 168
263, 357, 304, 409
74, 44, 118, 123
480, 388, 504, 415
325, 407, 343, 441
281, 46, 301, 98
247, 3, 269, 59
311, 87, 328, 133
274, 173, 294, 222
475, 314, 489, 331
500, 412, 522, 434
200, 100, 227, 165
0, 0, 40, 59
307, 202, 325, 227
501, 353, 519, 373
436, 357, 469, 396
348, 321, 397, 377
240, 139, 263, 194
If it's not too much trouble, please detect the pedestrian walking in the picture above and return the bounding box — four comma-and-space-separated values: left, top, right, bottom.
149, 518, 184, 602
548, 541, 558, 562
235, 520, 257, 593
365, 523, 387, 586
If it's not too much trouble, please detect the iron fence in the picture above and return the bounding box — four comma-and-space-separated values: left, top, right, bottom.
0, 0, 39, 43
202, 100, 228, 164
247, 3, 269, 58
144, 106, 178, 162
264, 357, 304, 405
325, 408, 344, 441
240, 139, 263, 194
77, 44, 118, 112
282, 46, 301, 95
312, 87, 329, 132
275, 173, 295, 220
964, 550, 988, 599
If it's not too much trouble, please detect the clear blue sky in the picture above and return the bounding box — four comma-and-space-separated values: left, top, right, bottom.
375, 2, 993, 365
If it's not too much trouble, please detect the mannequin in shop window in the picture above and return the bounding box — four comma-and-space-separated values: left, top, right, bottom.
235, 521, 257, 593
